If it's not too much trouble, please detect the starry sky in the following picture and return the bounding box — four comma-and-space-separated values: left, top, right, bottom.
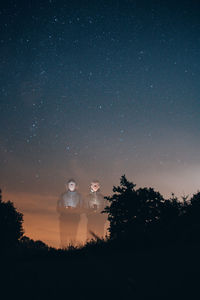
1, 0, 200, 247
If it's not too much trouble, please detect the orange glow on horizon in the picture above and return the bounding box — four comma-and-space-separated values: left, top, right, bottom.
3, 191, 108, 248
3, 191, 87, 248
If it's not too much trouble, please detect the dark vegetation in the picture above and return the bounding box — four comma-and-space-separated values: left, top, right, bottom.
1, 176, 200, 299
103, 175, 200, 249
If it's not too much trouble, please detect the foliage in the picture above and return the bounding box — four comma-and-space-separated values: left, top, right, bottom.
0, 189, 24, 249
103, 175, 166, 241
1, 176, 200, 255
20, 236, 49, 250
179, 191, 200, 243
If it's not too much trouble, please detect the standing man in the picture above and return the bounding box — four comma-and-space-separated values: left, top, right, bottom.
86, 180, 107, 240
57, 179, 82, 248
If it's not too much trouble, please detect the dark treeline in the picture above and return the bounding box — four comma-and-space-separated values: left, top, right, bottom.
1, 178, 200, 299
70, 175, 200, 255
1, 176, 200, 255
103, 175, 200, 251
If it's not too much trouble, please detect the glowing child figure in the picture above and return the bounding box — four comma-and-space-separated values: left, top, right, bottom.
57, 179, 82, 248
86, 180, 107, 240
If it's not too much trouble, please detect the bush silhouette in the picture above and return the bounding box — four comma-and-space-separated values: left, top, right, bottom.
20, 236, 48, 250
103, 175, 193, 248
103, 175, 165, 241
180, 191, 200, 244
0, 189, 24, 249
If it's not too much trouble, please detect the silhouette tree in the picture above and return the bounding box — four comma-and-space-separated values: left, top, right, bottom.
103, 175, 200, 249
0, 189, 24, 249
181, 191, 200, 244
154, 193, 183, 244
20, 236, 47, 248
103, 175, 165, 242
19, 236, 49, 256
187, 191, 200, 220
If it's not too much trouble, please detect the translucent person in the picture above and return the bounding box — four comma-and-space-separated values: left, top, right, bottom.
57, 179, 82, 248
86, 180, 107, 240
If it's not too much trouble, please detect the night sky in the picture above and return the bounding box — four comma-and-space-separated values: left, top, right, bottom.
1, 0, 200, 247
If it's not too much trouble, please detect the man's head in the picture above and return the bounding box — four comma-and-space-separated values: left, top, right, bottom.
90, 180, 100, 192
66, 179, 76, 192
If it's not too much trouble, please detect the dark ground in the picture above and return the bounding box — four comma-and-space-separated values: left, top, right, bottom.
1, 243, 200, 300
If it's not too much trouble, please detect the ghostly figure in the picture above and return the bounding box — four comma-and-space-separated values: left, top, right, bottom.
86, 180, 107, 240
57, 179, 82, 248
